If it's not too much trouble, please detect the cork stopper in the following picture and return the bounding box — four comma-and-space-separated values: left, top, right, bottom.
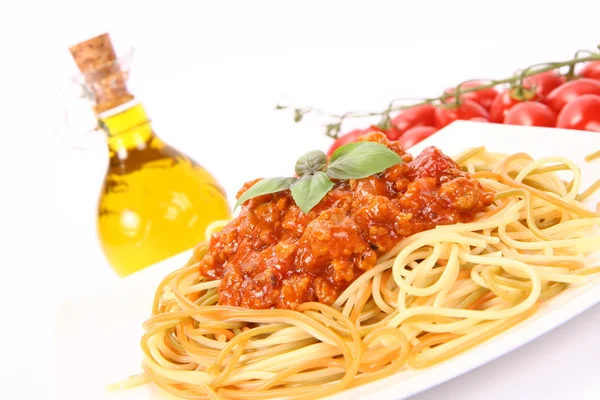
69, 33, 135, 114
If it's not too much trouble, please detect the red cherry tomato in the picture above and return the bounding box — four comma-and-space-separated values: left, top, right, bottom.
545, 78, 600, 113
489, 88, 541, 123
579, 61, 600, 80
383, 124, 403, 141
327, 127, 378, 156
445, 81, 499, 111
434, 100, 489, 129
504, 102, 557, 127
523, 71, 566, 97
391, 105, 437, 134
556, 94, 600, 132
398, 126, 438, 149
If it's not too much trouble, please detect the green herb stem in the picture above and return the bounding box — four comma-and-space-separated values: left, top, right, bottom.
234, 142, 404, 213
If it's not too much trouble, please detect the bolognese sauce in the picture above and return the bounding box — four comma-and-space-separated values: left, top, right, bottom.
197, 133, 494, 309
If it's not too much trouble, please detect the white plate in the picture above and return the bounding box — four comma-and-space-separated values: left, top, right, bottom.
55, 121, 600, 400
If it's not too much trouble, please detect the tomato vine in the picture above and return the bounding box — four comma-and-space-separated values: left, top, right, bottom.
276, 47, 600, 139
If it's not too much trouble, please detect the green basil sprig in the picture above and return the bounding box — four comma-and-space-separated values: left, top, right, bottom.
234, 177, 297, 210
291, 171, 334, 213
295, 150, 327, 176
234, 142, 403, 213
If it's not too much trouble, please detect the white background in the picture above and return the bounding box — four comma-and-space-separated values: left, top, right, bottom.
1, 0, 599, 399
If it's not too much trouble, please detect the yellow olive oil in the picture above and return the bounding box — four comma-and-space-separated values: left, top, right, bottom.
67, 33, 229, 276
97, 103, 230, 276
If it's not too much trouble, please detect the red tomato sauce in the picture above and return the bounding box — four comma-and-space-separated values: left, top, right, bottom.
197, 133, 493, 309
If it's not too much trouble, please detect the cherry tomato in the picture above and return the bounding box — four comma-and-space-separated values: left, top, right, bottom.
489, 88, 541, 123
545, 78, 600, 113
391, 105, 436, 134
556, 94, 600, 132
383, 124, 403, 141
398, 126, 438, 149
327, 127, 377, 156
523, 71, 566, 97
434, 100, 489, 129
445, 81, 499, 111
504, 102, 557, 127
579, 61, 600, 80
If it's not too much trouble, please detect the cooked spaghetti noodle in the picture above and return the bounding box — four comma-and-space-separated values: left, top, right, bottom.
115, 146, 600, 399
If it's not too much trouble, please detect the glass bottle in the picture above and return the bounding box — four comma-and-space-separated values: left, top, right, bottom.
66, 33, 230, 276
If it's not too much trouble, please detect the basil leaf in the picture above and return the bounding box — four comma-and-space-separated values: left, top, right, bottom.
326, 142, 403, 180
295, 150, 327, 176
234, 177, 297, 210
290, 171, 334, 214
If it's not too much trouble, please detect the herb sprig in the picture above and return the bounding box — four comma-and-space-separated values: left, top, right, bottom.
234, 142, 404, 214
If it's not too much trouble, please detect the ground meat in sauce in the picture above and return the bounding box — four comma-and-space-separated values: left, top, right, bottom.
197, 132, 494, 309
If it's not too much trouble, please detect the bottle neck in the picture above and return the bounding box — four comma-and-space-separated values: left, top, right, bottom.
99, 102, 155, 157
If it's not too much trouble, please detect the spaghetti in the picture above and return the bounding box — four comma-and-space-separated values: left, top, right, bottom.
115, 146, 600, 399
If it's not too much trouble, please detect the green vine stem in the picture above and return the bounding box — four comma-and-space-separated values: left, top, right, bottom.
276, 49, 600, 139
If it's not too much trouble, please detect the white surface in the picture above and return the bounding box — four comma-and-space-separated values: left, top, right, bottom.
2, 1, 600, 399
55, 122, 600, 400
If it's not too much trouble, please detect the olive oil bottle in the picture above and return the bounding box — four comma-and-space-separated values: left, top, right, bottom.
68, 33, 230, 276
